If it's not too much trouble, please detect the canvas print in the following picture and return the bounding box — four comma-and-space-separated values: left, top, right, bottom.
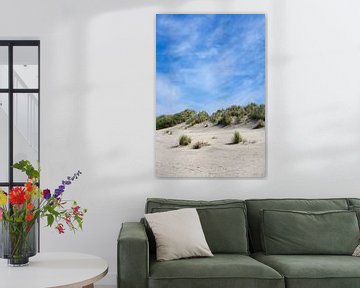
156, 14, 266, 177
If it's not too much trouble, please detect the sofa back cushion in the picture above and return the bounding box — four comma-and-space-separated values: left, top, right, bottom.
261, 209, 359, 255
246, 198, 349, 252
347, 199, 360, 228
145, 198, 249, 254
348, 198, 360, 207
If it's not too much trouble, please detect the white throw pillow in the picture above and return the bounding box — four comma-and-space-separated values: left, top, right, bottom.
145, 208, 213, 261
353, 244, 360, 256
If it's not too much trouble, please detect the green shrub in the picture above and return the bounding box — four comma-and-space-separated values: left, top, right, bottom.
218, 112, 233, 126
197, 111, 209, 123
179, 135, 192, 146
186, 111, 209, 126
210, 104, 262, 126
228, 105, 244, 117
192, 141, 210, 149
173, 109, 196, 124
156, 115, 176, 130
232, 131, 242, 144
156, 109, 196, 130
244, 103, 258, 114
249, 104, 265, 121
209, 109, 224, 124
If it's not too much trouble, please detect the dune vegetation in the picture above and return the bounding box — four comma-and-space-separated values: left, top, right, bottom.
179, 135, 192, 146
232, 131, 242, 144
156, 103, 265, 130
192, 141, 210, 150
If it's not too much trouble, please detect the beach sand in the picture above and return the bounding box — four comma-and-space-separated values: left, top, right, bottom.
155, 122, 265, 177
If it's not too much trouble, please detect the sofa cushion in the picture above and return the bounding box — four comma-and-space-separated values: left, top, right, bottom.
350, 206, 360, 228
261, 209, 359, 255
246, 198, 349, 252
146, 198, 249, 254
145, 208, 213, 261
252, 252, 360, 288
347, 198, 360, 207
149, 254, 284, 288
347, 199, 360, 228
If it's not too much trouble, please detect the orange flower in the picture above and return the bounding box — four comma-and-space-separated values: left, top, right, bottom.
26, 203, 34, 210
25, 182, 33, 192
24, 193, 31, 200
26, 214, 33, 221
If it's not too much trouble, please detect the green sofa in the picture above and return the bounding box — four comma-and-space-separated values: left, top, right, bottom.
118, 198, 360, 288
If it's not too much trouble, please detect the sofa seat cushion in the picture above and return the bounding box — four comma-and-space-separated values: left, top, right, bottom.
149, 254, 284, 288
252, 252, 360, 288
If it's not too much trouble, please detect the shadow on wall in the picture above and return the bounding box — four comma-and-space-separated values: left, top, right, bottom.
45, 0, 203, 174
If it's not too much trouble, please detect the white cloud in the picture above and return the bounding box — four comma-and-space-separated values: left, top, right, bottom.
157, 15, 209, 57
156, 74, 180, 102
196, 48, 218, 59
156, 74, 183, 115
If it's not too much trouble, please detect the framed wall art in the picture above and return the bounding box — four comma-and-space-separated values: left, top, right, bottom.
156, 14, 266, 177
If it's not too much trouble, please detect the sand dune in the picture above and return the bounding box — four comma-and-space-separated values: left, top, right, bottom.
156, 122, 265, 177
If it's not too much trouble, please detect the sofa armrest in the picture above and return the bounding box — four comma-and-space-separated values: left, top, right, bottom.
118, 222, 149, 288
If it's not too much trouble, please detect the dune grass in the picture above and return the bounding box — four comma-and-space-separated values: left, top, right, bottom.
192, 141, 210, 149
179, 135, 192, 146
232, 131, 242, 144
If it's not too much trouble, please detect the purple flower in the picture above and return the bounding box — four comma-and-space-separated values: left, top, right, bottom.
54, 170, 82, 199
54, 189, 63, 198
43, 189, 51, 200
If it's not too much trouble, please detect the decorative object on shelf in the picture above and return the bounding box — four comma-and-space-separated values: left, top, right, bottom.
0, 160, 87, 266
156, 14, 266, 178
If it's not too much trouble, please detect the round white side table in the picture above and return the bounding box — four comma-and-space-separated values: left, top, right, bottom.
0, 252, 108, 288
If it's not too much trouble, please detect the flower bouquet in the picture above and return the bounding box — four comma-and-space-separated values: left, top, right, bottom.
0, 160, 87, 266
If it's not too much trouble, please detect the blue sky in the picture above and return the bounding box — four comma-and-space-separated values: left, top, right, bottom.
156, 14, 265, 116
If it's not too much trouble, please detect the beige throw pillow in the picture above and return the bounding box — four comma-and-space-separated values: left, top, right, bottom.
353, 244, 360, 256
145, 208, 213, 261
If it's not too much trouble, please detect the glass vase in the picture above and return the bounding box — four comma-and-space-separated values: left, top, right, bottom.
0, 220, 37, 266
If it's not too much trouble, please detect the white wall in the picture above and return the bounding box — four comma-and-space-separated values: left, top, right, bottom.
1, 0, 360, 285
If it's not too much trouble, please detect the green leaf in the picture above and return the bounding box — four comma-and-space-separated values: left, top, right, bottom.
75, 216, 83, 230
13, 160, 30, 170
46, 205, 60, 217
12, 160, 40, 180
47, 214, 54, 227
